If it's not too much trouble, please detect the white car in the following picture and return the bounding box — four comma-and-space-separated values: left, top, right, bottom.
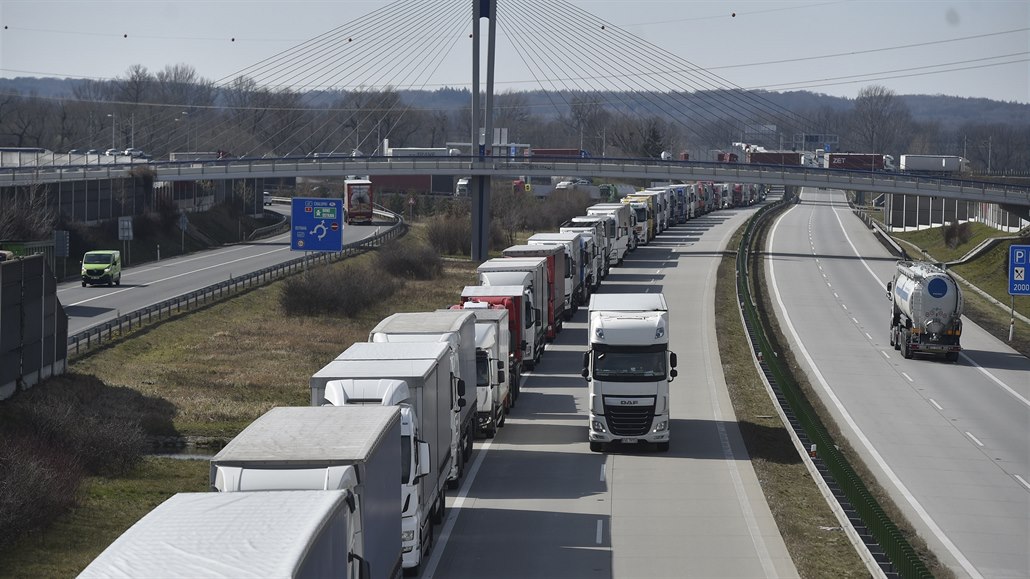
104, 148, 120, 156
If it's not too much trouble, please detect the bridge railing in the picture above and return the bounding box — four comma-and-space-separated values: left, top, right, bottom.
67, 209, 405, 357
3, 155, 1028, 206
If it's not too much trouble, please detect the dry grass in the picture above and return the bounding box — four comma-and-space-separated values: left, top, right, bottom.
72, 252, 478, 438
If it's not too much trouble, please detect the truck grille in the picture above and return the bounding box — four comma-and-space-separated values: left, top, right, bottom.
604, 404, 654, 437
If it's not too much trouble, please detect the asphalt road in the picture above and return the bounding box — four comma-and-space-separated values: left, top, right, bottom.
764, 188, 1030, 579
422, 202, 798, 578
58, 219, 382, 336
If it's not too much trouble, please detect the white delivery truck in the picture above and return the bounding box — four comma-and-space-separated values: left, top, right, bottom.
369, 311, 478, 482
527, 231, 589, 313
587, 202, 634, 260
561, 217, 607, 285
458, 284, 532, 395
440, 305, 511, 437
310, 342, 456, 573
80, 491, 362, 578
210, 406, 402, 579
887, 260, 963, 361
582, 293, 677, 452
477, 258, 547, 365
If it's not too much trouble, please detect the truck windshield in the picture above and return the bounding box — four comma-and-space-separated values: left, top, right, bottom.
401, 434, 412, 484
633, 207, 647, 222
592, 350, 666, 382
83, 254, 112, 264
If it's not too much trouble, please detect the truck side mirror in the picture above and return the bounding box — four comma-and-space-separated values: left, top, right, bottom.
457, 398, 467, 408
496, 360, 504, 370
885, 281, 893, 300
498, 370, 505, 384
456, 378, 466, 397
581, 351, 591, 381
669, 368, 678, 380
669, 352, 678, 368
416, 441, 431, 479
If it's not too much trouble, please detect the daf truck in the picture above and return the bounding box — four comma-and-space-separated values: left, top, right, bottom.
310, 343, 456, 572
582, 293, 677, 452
209, 406, 402, 579
887, 261, 963, 361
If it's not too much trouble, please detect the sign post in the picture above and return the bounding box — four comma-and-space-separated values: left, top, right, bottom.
1007, 244, 1029, 341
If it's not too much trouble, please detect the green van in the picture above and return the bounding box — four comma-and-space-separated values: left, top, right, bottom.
81, 250, 122, 287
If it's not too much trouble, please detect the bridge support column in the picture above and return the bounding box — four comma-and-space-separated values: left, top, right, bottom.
471, 175, 491, 262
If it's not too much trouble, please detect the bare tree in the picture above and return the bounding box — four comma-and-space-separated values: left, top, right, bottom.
0, 183, 55, 240
848, 85, 912, 153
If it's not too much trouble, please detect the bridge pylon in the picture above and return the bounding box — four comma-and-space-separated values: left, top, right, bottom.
470, 0, 497, 263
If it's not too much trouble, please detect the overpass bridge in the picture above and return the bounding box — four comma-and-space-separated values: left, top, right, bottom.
3, 155, 1029, 214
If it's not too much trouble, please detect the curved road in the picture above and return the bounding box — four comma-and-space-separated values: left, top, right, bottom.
58, 215, 383, 336
764, 188, 1029, 579
423, 202, 798, 578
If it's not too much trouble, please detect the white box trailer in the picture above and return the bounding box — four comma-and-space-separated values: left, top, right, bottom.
440, 305, 511, 437
560, 222, 604, 289
527, 231, 589, 313
583, 293, 677, 452
501, 243, 568, 336
369, 311, 478, 485
587, 202, 634, 259
310, 345, 454, 573
209, 406, 402, 579
80, 490, 359, 578
566, 215, 613, 276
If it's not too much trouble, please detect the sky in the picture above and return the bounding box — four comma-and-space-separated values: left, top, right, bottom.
1, 0, 1027, 103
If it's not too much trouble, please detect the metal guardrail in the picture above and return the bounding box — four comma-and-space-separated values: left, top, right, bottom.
736, 201, 931, 578
67, 211, 406, 357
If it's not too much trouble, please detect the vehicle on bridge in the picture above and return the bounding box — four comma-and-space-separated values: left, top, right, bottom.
899, 154, 969, 175
747, 151, 805, 166
887, 261, 963, 361
824, 152, 895, 171
528, 148, 590, 158
583, 292, 677, 453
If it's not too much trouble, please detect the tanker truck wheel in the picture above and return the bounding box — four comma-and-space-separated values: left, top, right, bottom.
901, 332, 913, 359
945, 351, 959, 362
889, 328, 895, 347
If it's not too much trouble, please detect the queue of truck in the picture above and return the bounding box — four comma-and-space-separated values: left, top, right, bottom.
79, 189, 715, 577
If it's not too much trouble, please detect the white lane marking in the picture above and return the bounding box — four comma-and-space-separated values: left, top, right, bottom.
771, 207, 983, 579
901, 372, 913, 383
422, 436, 494, 579
881, 350, 891, 359
851, 317, 859, 324
930, 399, 944, 411
833, 292, 839, 298
595, 520, 603, 544
865, 333, 873, 340
965, 432, 985, 447
841, 303, 848, 311
1015, 475, 1030, 491
599, 463, 606, 483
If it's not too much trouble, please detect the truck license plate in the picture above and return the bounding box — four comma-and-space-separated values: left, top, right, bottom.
622, 438, 638, 444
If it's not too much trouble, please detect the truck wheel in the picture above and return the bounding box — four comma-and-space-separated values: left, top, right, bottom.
498, 407, 506, 427
901, 333, 913, 359
81, 281, 86, 287
107, 277, 114, 287
888, 329, 895, 347
589, 441, 604, 453
945, 351, 959, 362
115, 274, 121, 286
463, 428, 474, 461
893, 330, 901, 350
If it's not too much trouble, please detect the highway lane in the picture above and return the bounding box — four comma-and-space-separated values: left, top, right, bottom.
425, 203, 798, 578
765, 188, 1030, 579
58, 222, 382, 336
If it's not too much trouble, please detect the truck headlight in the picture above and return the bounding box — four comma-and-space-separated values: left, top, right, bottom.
81, 268, 86, 275
592, 420, 606, 433
653, 421, 668, 433
103, 267, 111, 273
402, 530, 415, 542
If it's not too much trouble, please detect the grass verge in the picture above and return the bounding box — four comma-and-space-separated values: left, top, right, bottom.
715, 226, 868, 578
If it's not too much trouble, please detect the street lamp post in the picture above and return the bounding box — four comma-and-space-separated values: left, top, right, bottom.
107, 113, 116, 150
181, 112, 190, 155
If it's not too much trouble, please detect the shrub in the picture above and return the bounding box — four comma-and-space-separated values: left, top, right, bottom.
426, 213, 472, 255
942, 221, 973, 249
376, 239, 442, 280
0, 435, 83, 551
280, 260, 400, 317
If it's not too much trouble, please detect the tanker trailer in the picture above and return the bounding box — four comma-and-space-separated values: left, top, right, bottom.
886, 261, 963, 361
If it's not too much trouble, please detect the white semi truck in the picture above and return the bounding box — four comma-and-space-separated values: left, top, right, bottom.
586, 203, 633, 263
562, 216, 610, 282
528, 231, 589, 312
80, 491, 365, 578
477, 258, 547, 365
309, 342, 456, 573
582, 293, 677, 452
209, 406, 402, 579
887, 260, 963, 361
369, 311, 478, 483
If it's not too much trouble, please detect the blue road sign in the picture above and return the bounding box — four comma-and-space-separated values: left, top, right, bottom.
291, 197, 344, 252
1010, 244, 1030, 296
